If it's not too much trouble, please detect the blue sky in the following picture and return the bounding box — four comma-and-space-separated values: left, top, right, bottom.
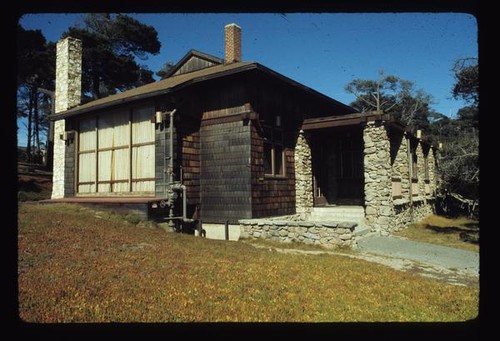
18, 12, 477, 147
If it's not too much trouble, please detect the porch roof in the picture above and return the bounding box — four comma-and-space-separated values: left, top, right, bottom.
302, 111, 392, 130
302, 111, 437, 148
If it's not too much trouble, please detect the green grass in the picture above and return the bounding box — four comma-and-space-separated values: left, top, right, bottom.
393, 215, 479, 252
18, 203, 479, 322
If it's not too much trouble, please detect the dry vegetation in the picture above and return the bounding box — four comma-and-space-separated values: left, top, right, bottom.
18, 203, 478, 323
394, 215, 479, 252
17, 173, 52, 202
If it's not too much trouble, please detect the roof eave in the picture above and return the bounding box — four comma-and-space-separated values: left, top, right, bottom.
51, 62, 356, 121
50, 63, 260, 121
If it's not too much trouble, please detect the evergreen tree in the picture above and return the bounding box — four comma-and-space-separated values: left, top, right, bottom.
62, 13, 161, 100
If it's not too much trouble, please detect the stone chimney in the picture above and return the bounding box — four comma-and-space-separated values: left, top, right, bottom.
51, 37, 82, 199
224, 23, 241, 64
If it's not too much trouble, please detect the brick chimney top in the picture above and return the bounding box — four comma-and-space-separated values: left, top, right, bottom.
224, 23, 241, 64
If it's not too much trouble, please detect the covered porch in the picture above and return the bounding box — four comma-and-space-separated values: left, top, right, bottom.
302, 113, 370, 207
295, 111, 402, 233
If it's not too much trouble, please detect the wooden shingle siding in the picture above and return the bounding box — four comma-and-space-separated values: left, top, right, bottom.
181, 131, 200, 207
250, 123, 296, 218
173, 56, 219, 76
200, 120, 252, 223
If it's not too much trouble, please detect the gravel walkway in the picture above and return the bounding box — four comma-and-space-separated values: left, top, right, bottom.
355, 234, 479, 287
245, 234, 479, 287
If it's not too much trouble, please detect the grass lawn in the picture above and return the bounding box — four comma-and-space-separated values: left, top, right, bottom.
393, 215, 479, 253
17, 203, 478, 323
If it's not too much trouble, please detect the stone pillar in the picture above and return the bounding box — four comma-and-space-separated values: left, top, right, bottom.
392, 132, 410, 198
416, 142, 426, 202
51, 37, 82, 199
363, 122, 393, 234
294, 130, 313, 218
428, 147, 438, 195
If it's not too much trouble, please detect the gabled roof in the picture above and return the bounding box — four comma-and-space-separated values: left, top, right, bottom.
162, 49, 223, 78
52, 60, 355, 120
52, 61, 254, 120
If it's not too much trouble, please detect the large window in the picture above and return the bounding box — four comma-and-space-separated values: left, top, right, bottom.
263, 122, 285, 177
77, 104, 155, 195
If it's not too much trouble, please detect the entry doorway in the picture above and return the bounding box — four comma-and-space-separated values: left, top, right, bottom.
311, 127, 364, 206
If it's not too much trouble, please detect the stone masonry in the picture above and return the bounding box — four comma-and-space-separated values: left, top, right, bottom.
363, 120, 438, 234
239, 219, 356, 248
363, 121, 393, 234
427, 147, 438, 196
416, 142, 426, 202
52, 37, 82, 199
294, 130, 313, 218
392, 132, 410, 197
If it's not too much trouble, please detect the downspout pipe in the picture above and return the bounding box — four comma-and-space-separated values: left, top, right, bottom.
165, 108, 193, 224
168, 109, 177, 186
166, 108, 177, 230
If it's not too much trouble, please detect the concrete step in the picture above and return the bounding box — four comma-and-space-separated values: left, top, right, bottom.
312, 206, 365, 213
311, 213, 365, 218
310, 206, 366, 231
310, 206, 365, 219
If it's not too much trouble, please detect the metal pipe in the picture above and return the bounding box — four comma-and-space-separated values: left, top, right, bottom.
166, 109, 177, 230
170, 183, 188, 222
182, 184, 187, 221
169, 109, 177, 185
163, 115, 167, 196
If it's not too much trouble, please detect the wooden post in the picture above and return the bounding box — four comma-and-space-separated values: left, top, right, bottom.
225, 220, 229, 240
197, 219, 203, 237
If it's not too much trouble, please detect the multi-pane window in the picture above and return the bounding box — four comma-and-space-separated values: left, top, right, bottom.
263, 122, 285, 177
77, 104, 155, 194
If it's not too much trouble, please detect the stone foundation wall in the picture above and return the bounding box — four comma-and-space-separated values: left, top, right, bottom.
393, 199, 435, 231
239, 219, 356, 248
